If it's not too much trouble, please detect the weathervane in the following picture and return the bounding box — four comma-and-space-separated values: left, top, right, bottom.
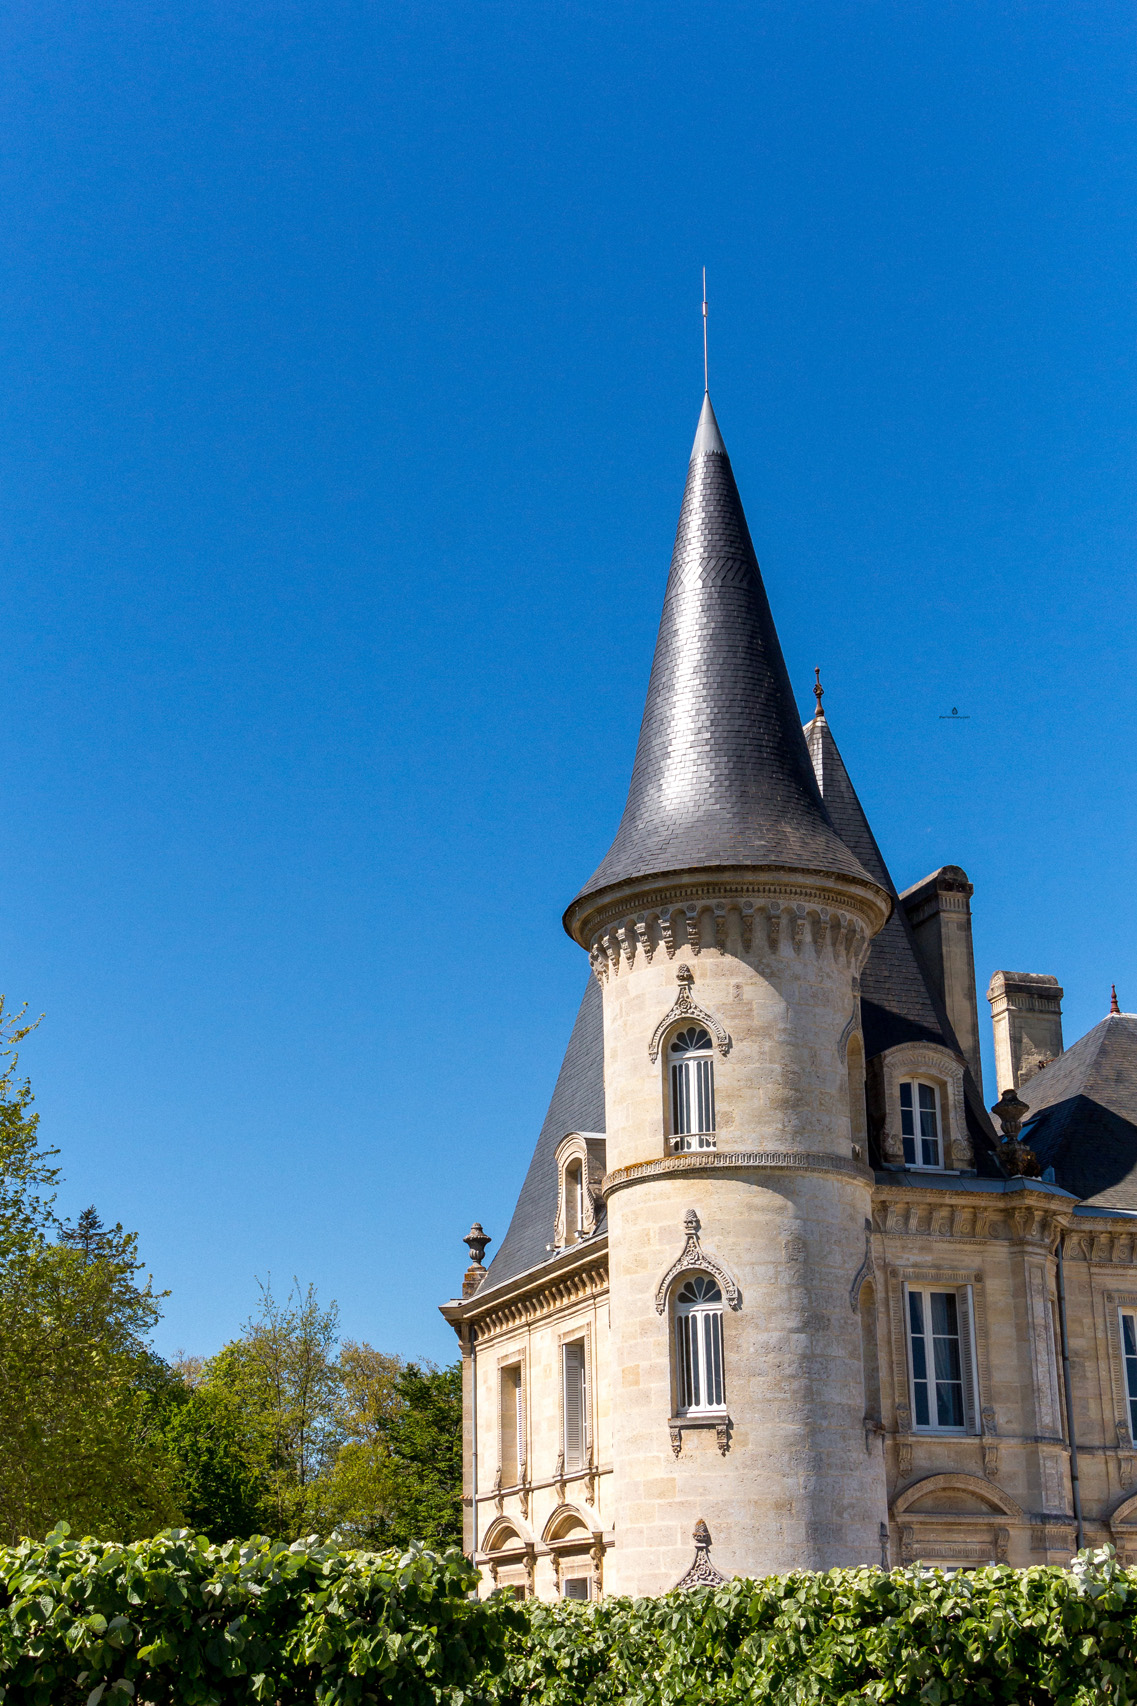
813, 667, 825, 720
702, 267, 709, 394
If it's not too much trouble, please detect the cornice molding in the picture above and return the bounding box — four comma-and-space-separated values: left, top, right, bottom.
604, 1148, 873, 1198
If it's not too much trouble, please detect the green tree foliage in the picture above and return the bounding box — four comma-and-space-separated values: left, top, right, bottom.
145, 1367, 267, 1543
377, 1362, 463, 1551
0, 1001, 176, 1545
204, 1280, 344, 1541
0, 1526, 509, 1705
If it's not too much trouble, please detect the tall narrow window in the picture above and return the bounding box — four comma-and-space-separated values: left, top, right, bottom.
900, 1081, 942, 1168
499, 1365, 522, 1486
674, 1275, 725, 1413
669, 1027, 716, 1151
562, 1340, 587, 1470
1121, 1312, 1137, 1443
564, 1163, 584, 1245
906, 1287, 976, 1431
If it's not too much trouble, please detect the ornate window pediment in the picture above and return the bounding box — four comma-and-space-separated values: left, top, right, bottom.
654, 1209, 741, 1314
648, 965, 731, 1063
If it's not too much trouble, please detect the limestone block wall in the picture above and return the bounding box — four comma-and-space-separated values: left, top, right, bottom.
872, 1185, 1137, 1567
585, 873, 891, 1596
448, 1246, 611, 1599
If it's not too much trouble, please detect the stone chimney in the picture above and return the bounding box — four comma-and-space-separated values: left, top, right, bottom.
899, 865, 983, 1095
986, 971, 1064, 1092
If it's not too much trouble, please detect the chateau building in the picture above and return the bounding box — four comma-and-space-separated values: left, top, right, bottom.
440, 391, 1137, 1600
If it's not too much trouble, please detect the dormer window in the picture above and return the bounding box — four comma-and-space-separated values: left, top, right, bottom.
900, 1080, 942, 1169
564, 1162, 584, 1245
553, 1132, 604, 1250
669, 1026, 716, 1152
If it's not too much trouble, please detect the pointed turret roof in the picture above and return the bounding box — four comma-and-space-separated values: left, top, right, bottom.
804, 706, 998, 1163
478, 976, 606, 1291
1021, 1010, 1137, 1208
568, 396, 873, 920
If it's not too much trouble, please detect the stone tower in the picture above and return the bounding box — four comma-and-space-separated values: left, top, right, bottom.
562, 394, 892, 1594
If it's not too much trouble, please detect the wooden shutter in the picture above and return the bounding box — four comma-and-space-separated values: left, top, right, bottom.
957, 1287, 978, 1434
563, 1342, 586, 1469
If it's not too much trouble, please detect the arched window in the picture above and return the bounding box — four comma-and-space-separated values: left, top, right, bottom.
900, 1080, 942, 1169
564, 1162, 584, 1245
674, 1275, 725, 1413
669, 1026, 716, 1151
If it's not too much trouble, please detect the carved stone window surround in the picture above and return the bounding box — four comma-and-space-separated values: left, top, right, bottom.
871, 1043, 974, 1171
552, 1132, 606, 1250
886, 1268, 989, 1444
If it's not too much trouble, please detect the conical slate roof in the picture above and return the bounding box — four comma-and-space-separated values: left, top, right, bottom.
1021, 1012, 1137, 1208
479, 976, 606, 1291
804, 708, 998, 1164
569, 396, 872, 917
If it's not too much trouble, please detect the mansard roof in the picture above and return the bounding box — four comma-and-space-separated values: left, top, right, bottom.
479, 975, 606, 1292
804, 708, 998, 1164
568, 395, 873, 921
1022, 1012, 1137, 1209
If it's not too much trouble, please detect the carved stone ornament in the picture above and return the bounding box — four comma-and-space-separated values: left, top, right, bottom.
673, 1519, 728, 1591
654, 1209, 742, 1315
849, 1218, 875, 1311
648, 965, 731, 1065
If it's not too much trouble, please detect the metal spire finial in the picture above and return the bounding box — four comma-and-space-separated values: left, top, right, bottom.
813, 666, 825, 720
702, 267, 709, 394
1111, 984, 1121, 1015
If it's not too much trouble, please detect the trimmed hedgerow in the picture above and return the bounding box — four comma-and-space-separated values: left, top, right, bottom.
3, 1533, 1137, 1705
491, 1547, 1137, 1706
0, 1525, 513, 1704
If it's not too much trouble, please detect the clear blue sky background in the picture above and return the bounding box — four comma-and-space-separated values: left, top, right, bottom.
2, 0, 1135, 1364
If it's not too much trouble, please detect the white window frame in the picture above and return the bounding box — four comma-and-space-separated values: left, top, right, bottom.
674, 1274, 726, 1415
668, 1026, 716, 1152
562, 1339, 589, 1471
1119, 1310, 1137, 1445
903, 1283, 978, 1434
900, 1079, 944, 1170
563, 1161, 584, 1245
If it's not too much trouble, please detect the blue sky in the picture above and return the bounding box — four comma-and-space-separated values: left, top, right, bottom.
2, 0, 1135, 1363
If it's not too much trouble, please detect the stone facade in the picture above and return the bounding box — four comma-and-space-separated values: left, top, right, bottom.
440, 389, 1137, 1598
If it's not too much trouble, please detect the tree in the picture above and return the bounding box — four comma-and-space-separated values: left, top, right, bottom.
321, 1340, 404, 1545
204, 1279, 343, 1539
0, 999, 178, 1543
379, 1362, 463, 1550
147, 1368, 266, 1541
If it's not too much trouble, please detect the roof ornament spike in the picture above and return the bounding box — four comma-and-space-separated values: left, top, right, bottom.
813, 666, 825, 721
1111, 984, 1121, 1015
702, 266, 709, 394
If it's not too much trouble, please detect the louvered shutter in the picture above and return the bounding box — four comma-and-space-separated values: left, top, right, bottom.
563, 1342, 586, 1469
957, 1287, 978, 1434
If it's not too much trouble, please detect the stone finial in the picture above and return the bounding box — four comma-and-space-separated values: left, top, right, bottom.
990, 1089, 1041, 1179
674, 1517, 728, 1590
991, 1088, 1029, 1141
813, 665, 825, 719
461, 1222, 492, 1298
1111, 984, 1122, 1016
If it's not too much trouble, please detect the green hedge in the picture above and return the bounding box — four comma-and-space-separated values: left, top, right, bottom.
3, 1531, 1137, 1705
496, 1548, 1137, 1705
0, 1526, 510, 1704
